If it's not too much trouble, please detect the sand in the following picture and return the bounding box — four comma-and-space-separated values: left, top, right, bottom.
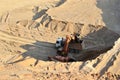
0, 0, 120, 80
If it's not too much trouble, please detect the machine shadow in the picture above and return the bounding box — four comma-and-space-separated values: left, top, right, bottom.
71, 27, 119, 61
8, 41, 57, 65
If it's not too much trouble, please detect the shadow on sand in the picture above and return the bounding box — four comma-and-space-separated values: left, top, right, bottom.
7, 41, 57, 66
96, 0, 120, 34
71, 27, 119, 61
55, 0, 66, 7
32, 9, 47, 20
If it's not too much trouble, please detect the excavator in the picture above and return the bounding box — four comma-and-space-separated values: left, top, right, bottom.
48, 33, 83, 62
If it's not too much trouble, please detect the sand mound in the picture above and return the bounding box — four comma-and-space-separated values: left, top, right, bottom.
38, 0, 105, 35
91, 38, 120, 74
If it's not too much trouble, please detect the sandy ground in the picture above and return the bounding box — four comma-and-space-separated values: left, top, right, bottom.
0, 0, 120, 80
47, 0, 104, 25
0, 0, 41, 16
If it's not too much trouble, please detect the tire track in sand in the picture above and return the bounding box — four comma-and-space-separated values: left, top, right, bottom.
0, 30, 35, 44
0, 30, 55, 49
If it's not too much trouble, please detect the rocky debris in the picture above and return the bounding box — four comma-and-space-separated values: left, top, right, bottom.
32, 71, 93, 80
91, 72, 120, 80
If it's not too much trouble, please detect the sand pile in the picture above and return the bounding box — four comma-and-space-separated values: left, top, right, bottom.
0, 0, 120, 80
92, 38, 120, 75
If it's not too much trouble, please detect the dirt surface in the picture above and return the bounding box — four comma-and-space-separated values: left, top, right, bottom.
0, 0, 120, 80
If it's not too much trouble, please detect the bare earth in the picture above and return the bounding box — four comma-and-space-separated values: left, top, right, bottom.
0, 0, 120, 80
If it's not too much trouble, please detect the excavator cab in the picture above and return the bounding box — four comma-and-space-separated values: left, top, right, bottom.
55, 33, 83, 56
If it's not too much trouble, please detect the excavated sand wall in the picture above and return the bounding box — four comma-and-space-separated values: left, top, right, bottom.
91, 37, 120, 75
